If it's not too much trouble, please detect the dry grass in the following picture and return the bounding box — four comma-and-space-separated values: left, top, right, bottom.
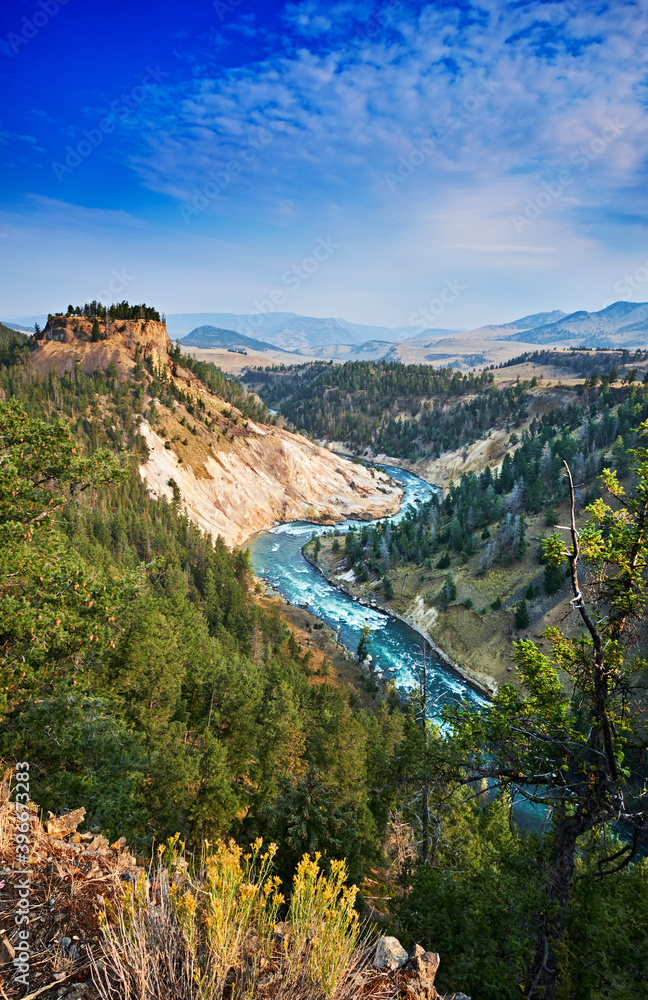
90, 839, 370, 1000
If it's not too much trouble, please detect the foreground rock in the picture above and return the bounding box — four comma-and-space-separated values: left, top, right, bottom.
373, 936, 469, 1000
373, 934, 409, 970
0, 779, 141, 1000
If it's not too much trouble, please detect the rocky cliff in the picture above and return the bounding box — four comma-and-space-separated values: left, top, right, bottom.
29, 315, 402, 546
31, 314, 170, 378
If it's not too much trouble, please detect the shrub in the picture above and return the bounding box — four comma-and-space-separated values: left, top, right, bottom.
93, 838, 363, 1000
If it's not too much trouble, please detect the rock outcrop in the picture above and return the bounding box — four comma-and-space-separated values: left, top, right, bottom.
31, 315, 169, 379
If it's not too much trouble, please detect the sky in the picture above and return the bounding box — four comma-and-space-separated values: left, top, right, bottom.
2, 0, 648, 330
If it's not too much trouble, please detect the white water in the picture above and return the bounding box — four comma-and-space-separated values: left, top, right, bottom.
248, 465, 486, 714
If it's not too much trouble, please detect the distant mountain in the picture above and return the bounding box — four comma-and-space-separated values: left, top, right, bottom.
403, 328, 467, 343
166, 313, 293, 339
1, 314, 48, 332
167, 312, 430, 349
333, 318, 424, 342
506, 301, 648, 346
180, 326, 289, 354
492, 310, 567, 331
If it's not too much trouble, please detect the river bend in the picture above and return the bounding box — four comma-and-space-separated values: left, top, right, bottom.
248, 465, 485, 715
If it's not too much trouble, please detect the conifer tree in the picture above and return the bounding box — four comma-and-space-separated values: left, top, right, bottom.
514, 599, 529, 629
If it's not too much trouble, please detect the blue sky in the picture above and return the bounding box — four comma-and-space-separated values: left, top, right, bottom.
2, 0, 648, 329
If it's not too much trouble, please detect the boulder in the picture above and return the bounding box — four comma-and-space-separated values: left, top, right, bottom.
373, 935, 409, 970
45, 807, 86, 838
404, 944, 442, 1000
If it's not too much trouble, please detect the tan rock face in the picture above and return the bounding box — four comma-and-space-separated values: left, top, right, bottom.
31, 317, 170, 378
139, 419, 402, 548
45, 806, 86, 838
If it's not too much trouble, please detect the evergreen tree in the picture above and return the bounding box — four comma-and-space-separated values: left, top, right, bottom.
438, 443, 648, 998
544, 559, 563, 595
356, 623, 371, 662
514, 599, 529, 629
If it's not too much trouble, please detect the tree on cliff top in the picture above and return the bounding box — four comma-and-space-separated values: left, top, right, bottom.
438, 425, 648, 999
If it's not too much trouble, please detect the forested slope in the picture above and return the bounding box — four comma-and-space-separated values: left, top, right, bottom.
0, 316, 403, 881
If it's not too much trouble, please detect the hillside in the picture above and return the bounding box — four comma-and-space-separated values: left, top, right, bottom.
181, 324, 289, 354
29, 314, 402, 546
506, 300, 648, 346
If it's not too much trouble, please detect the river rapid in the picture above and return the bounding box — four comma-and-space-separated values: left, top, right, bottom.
248, 464, 486, 716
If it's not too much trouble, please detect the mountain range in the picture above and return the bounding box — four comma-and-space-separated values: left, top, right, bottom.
7, 302, 648, 361
167, 312, 451, 349
503, 301, 648, 346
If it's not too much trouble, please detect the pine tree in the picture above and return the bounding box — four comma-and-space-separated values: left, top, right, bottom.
514, 599, 529, 629
356, 623, 371, 662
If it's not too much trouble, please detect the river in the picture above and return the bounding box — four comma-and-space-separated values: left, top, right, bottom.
249, 464, 554, 832
247, 464, 486, 716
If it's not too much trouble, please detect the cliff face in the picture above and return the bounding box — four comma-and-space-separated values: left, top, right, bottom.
30, 315, 402, 546
139, 417, 400, 547
31, 315, 170, 377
